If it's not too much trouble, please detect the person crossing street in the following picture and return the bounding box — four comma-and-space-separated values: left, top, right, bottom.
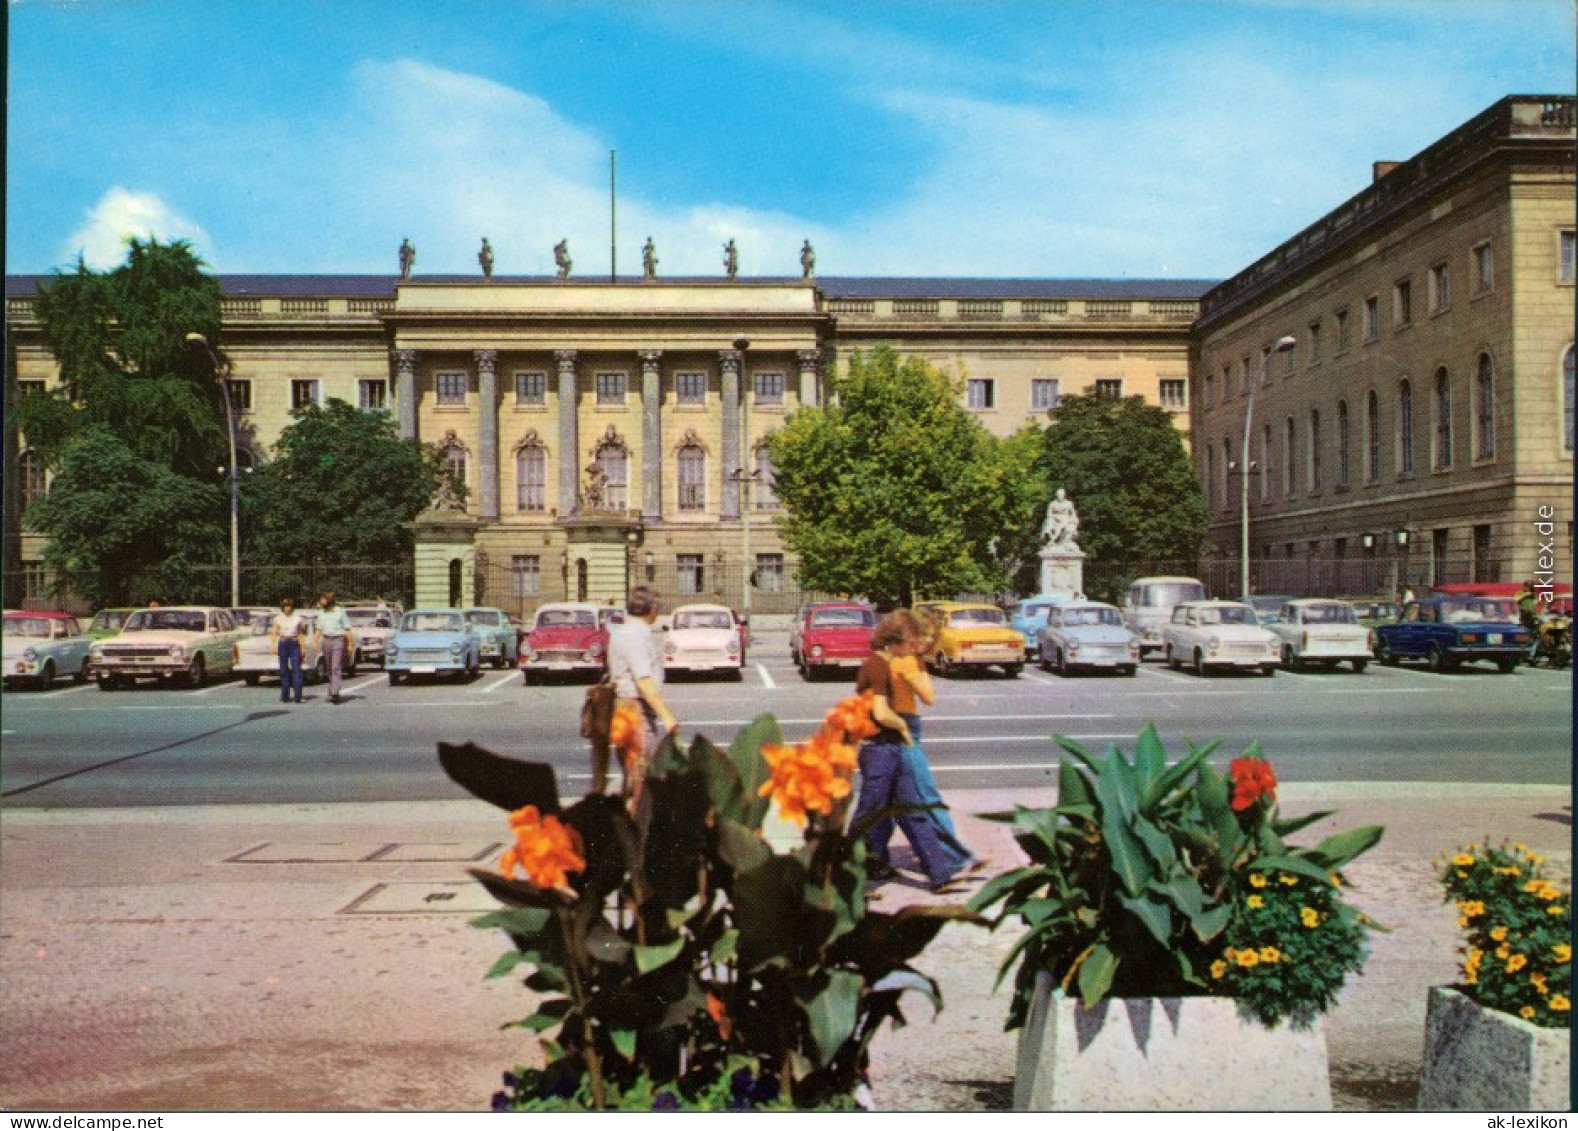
316, 591, 353, 704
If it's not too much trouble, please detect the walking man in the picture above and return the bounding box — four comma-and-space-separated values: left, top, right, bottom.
316, 591, 353, 704
605, 585, 679, 810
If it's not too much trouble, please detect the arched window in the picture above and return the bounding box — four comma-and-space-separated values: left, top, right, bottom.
677, 444, 705, 511
1475, 354, 1495, 460
753, 445, 779, 509
1336, 399, 1351, 488
1434, 367, 1453, 471
1366, 390, 1381, 483
596, 440, 628, 511
1283, 417, 1296, 497
1308, 408, 1322, 492
19, 450, 45, 509
1205, 444, 1217, 509
516, 444, 546, 512
1398, 380, 1415, 475
444, 443, 468, 491
1564, 346, 1574, 453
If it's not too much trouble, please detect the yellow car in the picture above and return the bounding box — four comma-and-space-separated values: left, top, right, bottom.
913, 601, 1024, 678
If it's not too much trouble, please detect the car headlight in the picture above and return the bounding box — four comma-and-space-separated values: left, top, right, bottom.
21, 647, 37, 662
1066, 639, 1079, 653
664, 642, 677, 657
450, 642, 463, 655
1129, 641, 1141, 655
89, 643, 102, 656
386, 643, 398, 657
810, 644, 824, 657
1206, 636, 1220, 652
169, 645, 185, 659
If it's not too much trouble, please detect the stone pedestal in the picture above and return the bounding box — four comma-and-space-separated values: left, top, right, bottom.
1038, 545, 1085, 598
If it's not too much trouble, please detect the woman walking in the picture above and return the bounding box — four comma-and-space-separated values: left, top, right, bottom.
271, 597, 307, 704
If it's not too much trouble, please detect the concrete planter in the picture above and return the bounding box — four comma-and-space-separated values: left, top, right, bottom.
1013, 971, 1332, 1111
1418, 985, 1571, 1111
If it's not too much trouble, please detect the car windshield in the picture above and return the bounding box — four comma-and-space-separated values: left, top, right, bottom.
1301, 603, 1358, 624
811, 608, 875, 628
1197, 606, 1256, 626
1062, 607, 1121, 627
1443, 599, 1519, 624
598, 609, 625, 627
675, 610, 734, 630
465, 611, 504, 627
537, 609, 596, 629
1136, 582, 1207, 607
125, 610, 208, 632
4, 617, 55, 638
950, 608, 1007, 626
347, 609, 395, 628
90, 610, 131, 633
251, 615, 278, 636
404, 612, 463, 633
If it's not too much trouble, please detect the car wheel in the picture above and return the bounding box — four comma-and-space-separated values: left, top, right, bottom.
1193, 649, 1206, 676
1496, 656, 1519, 673
1166, 646, 1181, 671
35, 660, 56, 689
935, 652, 951, 678
1122, 666, 1137, 677
1281, 644, 1302, 672
522, 669, 535, 686
1004, 664, 1022, 679
97, 675, 118, 691
72, 664, 88, 684
1055, 648, 1069, 677
1375, 640, 1398, 666
1426, 643, 1448, 673
1351, 659, 1368, 673
1038, 644, 1052, 672
389, 671, 405, 685
245, 673, 261, 687
184, 654, 206, 688
1261, 665, 1277, 677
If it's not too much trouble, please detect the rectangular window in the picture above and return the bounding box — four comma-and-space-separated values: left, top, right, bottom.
1472, 525, 1494, 584
1031, 378, 1061, 411
1562, 230, 1576, 283
1429, 262, 1451, 314
1432, 528, 1450, 586
357, 379, 386, 411
754, 553, 785, 593
20, 560, 47, 601
510, 555, 542, 597
1204, 373, 1215, 408
966, 378, 995, 409
514, 371, 547, 406
1094, 379, 1122, 399
675, 372, 706, 406
1159, 379, 1186, 409
290, 379, 320, 410
228, 378, 253, 413
1393, 279, 1413, 328
677, 553, 704, 596
596, 372, 627, 405
435, 372, 467, 406
1240, 357, 1251, 396
1335, 309, 1351, 353
1473, 243, 1493, 295
1362, 296, 1379, 343
677, 450, 706, 511
16, 379, 45, 398
753, 371, 785, 406
1307, 322, 1321, 365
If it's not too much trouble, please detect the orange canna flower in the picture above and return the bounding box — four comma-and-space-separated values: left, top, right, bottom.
757, 696, 872, 825
706, 992, 733, 1040
609, 702, 646, 766
499, 805, 586, 890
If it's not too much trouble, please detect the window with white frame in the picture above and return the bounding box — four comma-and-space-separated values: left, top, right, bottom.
443, 442, 468, 493
1393, 278, 1413, 328
515, 371, 547, 406
510, 555, 542, 597
595, 372, 627, 406
676, 372, 706, 407
753, 371, 785, 406
1159, 379, 1186, 409
677, 444, 706, 511
966, 378, 995, 410
516, 445, 546, 511
1094, 378, 1122, 399
221, 378, 251, 413
1428, 262, 1451, 314
1398, 379, 1415, 474
1475, 354, 1495, 460
436, 371, 467, 406
1032, 378, 1061, 411
290, 379, 320, 411
20, 560, 47, 601
1473, 243, 1493, 295
1433, 368, 1453, 471
358, 379, 386, 411
754, 553, 785, 593
16, 379, 45, 399
1336, 399, 1351, 488
1362, 296, 1379, 343
1366, 390, 1381, 483
754, 445, 779, 509
19, 449, 46, 509
1221, 439, 1233, 510
676, 553, 704, 596
1560, 230, 1574, 284
596, 441, 628, 509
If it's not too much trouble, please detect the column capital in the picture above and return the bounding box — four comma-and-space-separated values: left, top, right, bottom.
796, 348, 821, 367
555, 349, 579, 367
393, 348, 417, 372
719, 349, 743, 376
639, 350, 663, 372
474, 349, 498, 373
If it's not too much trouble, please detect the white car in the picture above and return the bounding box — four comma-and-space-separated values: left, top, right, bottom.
90, 606, 246, 689
663, 603, 745, 679
1036, 601, 1140, 677
3, 611, 92, 689
1266, 599, 1372, 673
345, 605, 400, 669
1161, 600, 1280, 677
233, 611, 326, 686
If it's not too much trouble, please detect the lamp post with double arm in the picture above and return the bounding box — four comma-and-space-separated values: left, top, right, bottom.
1237, 335, 1299, 601
185, 333, 240, 607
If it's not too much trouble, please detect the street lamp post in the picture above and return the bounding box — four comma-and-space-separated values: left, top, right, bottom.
1238, 335, 1299, 601
186, 333, 240, 607
731, 336, 754, 619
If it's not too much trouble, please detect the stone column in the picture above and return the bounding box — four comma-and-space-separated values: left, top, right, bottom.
640, 350, 663, 523
555, 350, 579, 516
475, 349, 499, 519
720, 349, 742, 519
394, 349, 418, 439
797, 349, 821, 408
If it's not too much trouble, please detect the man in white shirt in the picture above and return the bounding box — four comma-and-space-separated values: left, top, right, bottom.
605, 585, 679, 805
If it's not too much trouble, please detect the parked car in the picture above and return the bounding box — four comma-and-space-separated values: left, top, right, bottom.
384, 609, 482, 684
1035, 601, 1140, 677
791, 601, 875, 680
1265, 599, 1371, 672
232, 610, 326, 687
914, 601, 1023, 678
1344, 597, 1398, 628
344, 605, 399, 669
1372, 595, 1531, 673
463, 606, 519, 668
89, 606, 246, 689
1123, 576, 1208, 658
1161, 600, 1280, 677
3, 611, 92, 689
229, 606, 276, 628
1246, 594, 1296, 627
85, 607, 138, 641
1008, 594, 1072, 657
521, 602, 608, 684
663, 603, 745, 679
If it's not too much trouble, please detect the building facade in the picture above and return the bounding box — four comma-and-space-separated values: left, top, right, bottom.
1191, 95, 1575, 600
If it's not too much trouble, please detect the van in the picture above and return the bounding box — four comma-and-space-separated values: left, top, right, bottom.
1123, 575, 1207, 657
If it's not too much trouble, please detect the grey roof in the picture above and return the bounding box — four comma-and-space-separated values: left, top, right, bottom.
7, 273, 1215, 300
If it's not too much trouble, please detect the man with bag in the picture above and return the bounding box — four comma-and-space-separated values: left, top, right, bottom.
601, 585, 679, 808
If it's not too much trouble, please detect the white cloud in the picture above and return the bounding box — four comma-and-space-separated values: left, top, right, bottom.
62, 187, 210, 270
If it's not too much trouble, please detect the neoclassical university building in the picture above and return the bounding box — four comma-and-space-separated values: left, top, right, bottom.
5, 95, 1572, 612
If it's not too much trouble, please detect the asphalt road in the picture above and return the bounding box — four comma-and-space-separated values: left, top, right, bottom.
2, 636, 1570, 807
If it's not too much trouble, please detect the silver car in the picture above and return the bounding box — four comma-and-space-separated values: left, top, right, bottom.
1036, 601, 1140, 677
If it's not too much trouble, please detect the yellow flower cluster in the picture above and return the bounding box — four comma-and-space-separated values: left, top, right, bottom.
1220, 945, 1283, 972
1300, 907, 1322, 929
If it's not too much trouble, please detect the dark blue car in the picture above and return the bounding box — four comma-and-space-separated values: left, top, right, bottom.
1372, 596, 1531, 673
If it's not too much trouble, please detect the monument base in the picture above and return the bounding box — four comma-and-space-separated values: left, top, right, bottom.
1038, 545, 1085, 599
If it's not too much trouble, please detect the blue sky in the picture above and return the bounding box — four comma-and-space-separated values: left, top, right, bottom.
7, 0, 1574, 281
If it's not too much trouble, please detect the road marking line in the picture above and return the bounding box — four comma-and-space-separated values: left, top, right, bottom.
43, 681, 98, 697
756, 663, 776, 689
477, 671, 519, 694
1138, 666, 1195, 684
192, 676, 238, 697
344, 674, 384, 694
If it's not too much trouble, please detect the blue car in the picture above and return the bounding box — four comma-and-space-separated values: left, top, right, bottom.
1007, 594, 1072, 657
385, 609, 482, 684
1372, 596, 1531, 673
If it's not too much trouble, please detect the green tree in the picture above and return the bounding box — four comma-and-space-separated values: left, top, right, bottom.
767, 347, 1008, 607
1039, 391, 1207, 597
240, 398, 446, 566
970, 424, 1051, 596
15, 238, 228, 480
23, 427, 227, 607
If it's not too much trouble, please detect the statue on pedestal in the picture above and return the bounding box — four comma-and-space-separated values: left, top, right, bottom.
398, 238, 416, 279
723, 239, 739, 280
478, 238, 494, 279
800, 239, 816, 279
554, 239, 572, 279
642, 237, 658, 280
1040, 488, 1080, 550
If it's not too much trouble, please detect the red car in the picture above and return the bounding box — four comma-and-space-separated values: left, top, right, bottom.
520, 602, 608, 685
791, 602, 876, 681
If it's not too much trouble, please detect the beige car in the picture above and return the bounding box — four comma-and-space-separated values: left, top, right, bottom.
90, 606, 247, 689
233, 610, 326, 687
1161, 600, 1280, 677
